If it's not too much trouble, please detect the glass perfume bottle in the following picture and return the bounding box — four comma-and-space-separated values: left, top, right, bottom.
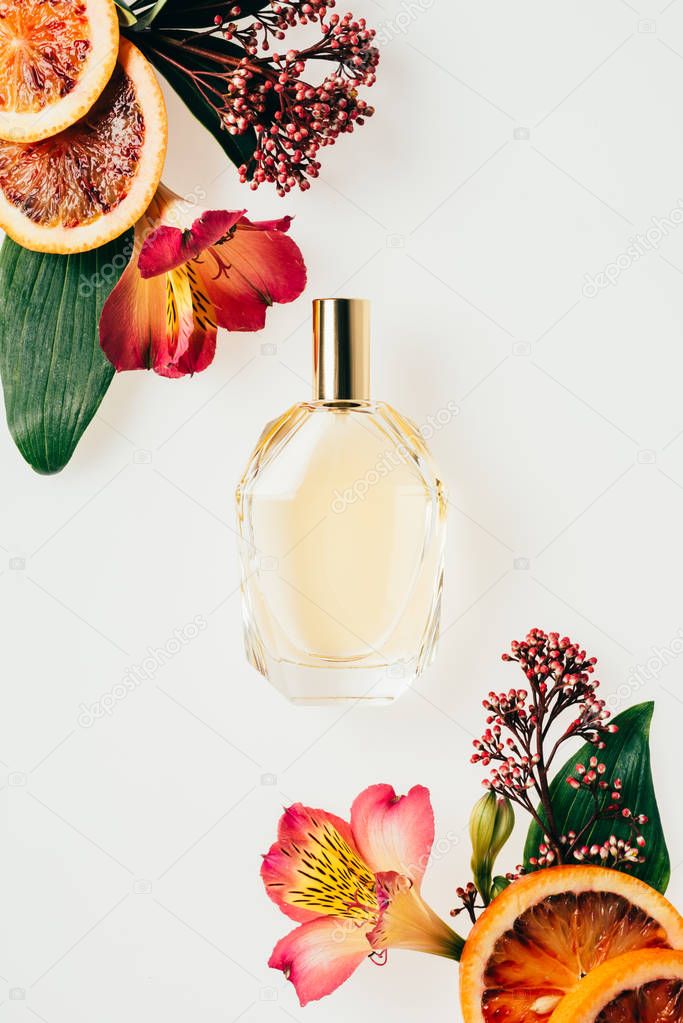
236, 298, 447, 704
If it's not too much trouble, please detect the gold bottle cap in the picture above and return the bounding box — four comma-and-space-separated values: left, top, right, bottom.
312, 298, 371, 402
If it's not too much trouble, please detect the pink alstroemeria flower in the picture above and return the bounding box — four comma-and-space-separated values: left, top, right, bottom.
99, 183, 306, 378
262, 784, 463, 1006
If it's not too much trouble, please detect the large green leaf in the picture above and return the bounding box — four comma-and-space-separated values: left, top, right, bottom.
523, 702, 670, 893
134, 0, 171, 28
140, 1, 270, 28
114, 0, 138, 26
132, 30, 257, 171
0, 233, 132, 475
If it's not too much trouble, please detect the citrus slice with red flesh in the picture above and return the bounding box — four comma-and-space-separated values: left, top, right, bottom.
548, 949, 683, 1023
460, 866, 683, 1023
0, 0, 120, 143
0, 37, 167, 253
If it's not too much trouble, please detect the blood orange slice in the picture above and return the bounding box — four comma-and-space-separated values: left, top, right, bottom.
548, 949, 683, 1023
0, 37, 167, 254
0, 0, 120, 143
460, 866, 683, 1023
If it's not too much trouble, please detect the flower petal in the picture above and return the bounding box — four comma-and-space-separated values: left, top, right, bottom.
261, 803, 378, 925
168, 261, 218, 376
350, 784, 435, 882
241, 214, 294, 232
153, 324, 216, 379
368, 871, 463, 959
159, 267, 195, 372
269, 917, 371, 1006
154, 359, 186, 380
99, 236, 168, 372
138, 209, 245, 279
172, 330, 216, 376
194, 222, 307, 332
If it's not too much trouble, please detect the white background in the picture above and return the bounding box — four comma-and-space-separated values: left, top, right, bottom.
3, 1, 683, 1020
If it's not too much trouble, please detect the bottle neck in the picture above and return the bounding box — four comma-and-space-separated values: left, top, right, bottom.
312, 298, 371, 402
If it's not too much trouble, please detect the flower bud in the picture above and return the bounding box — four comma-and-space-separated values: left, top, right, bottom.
469, 793, 515, 905
469, 791, 498, 868
489, 796, 515, 861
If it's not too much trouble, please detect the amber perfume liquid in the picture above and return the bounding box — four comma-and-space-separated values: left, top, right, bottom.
236, 300, 447, 704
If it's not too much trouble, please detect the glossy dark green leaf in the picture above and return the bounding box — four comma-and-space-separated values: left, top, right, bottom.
0, 233, 132, 475
523, 702, 671, 892
149, 0, 269, 28
134, 30, 257, 171
135, 0, 171, 28
114, 0, 138, 26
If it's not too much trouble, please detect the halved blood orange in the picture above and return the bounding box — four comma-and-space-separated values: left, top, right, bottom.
0, 37, 167, 253
0, 0, 120, 143
548, 949, 683, 1023
460, 866, 683, 1023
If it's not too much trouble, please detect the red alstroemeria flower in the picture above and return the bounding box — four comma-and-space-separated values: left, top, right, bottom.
99, 183, 306, 378
262, 784, 463, 1006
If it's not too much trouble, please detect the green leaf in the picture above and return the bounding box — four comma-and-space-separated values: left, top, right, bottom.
114, 0, 138, 26
0, 233, 132, 475
134, 0, 171, 28
491, 875, 511, 899
523, 702, 671, 893
149, 1, 270, 28
135, 31, 257, 171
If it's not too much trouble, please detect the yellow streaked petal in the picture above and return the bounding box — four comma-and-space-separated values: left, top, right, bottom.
262, 805, 379, 923
186, 259, 217, 332
165, 266, 194, 362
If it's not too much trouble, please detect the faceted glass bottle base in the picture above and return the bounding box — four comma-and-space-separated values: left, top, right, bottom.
247, 652, 413, 705
236, 400, 447, 706
242, 565, 443, 705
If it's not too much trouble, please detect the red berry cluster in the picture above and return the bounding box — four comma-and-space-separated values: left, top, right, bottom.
531, 828, 646, 870
554, 759, 648, 868
217, 2, 347, 54
450, 882, 480, 923
468, 629, 649, 868
159, 0, 378, 195
472, 630, 615, 796
239, 10, 378, 194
